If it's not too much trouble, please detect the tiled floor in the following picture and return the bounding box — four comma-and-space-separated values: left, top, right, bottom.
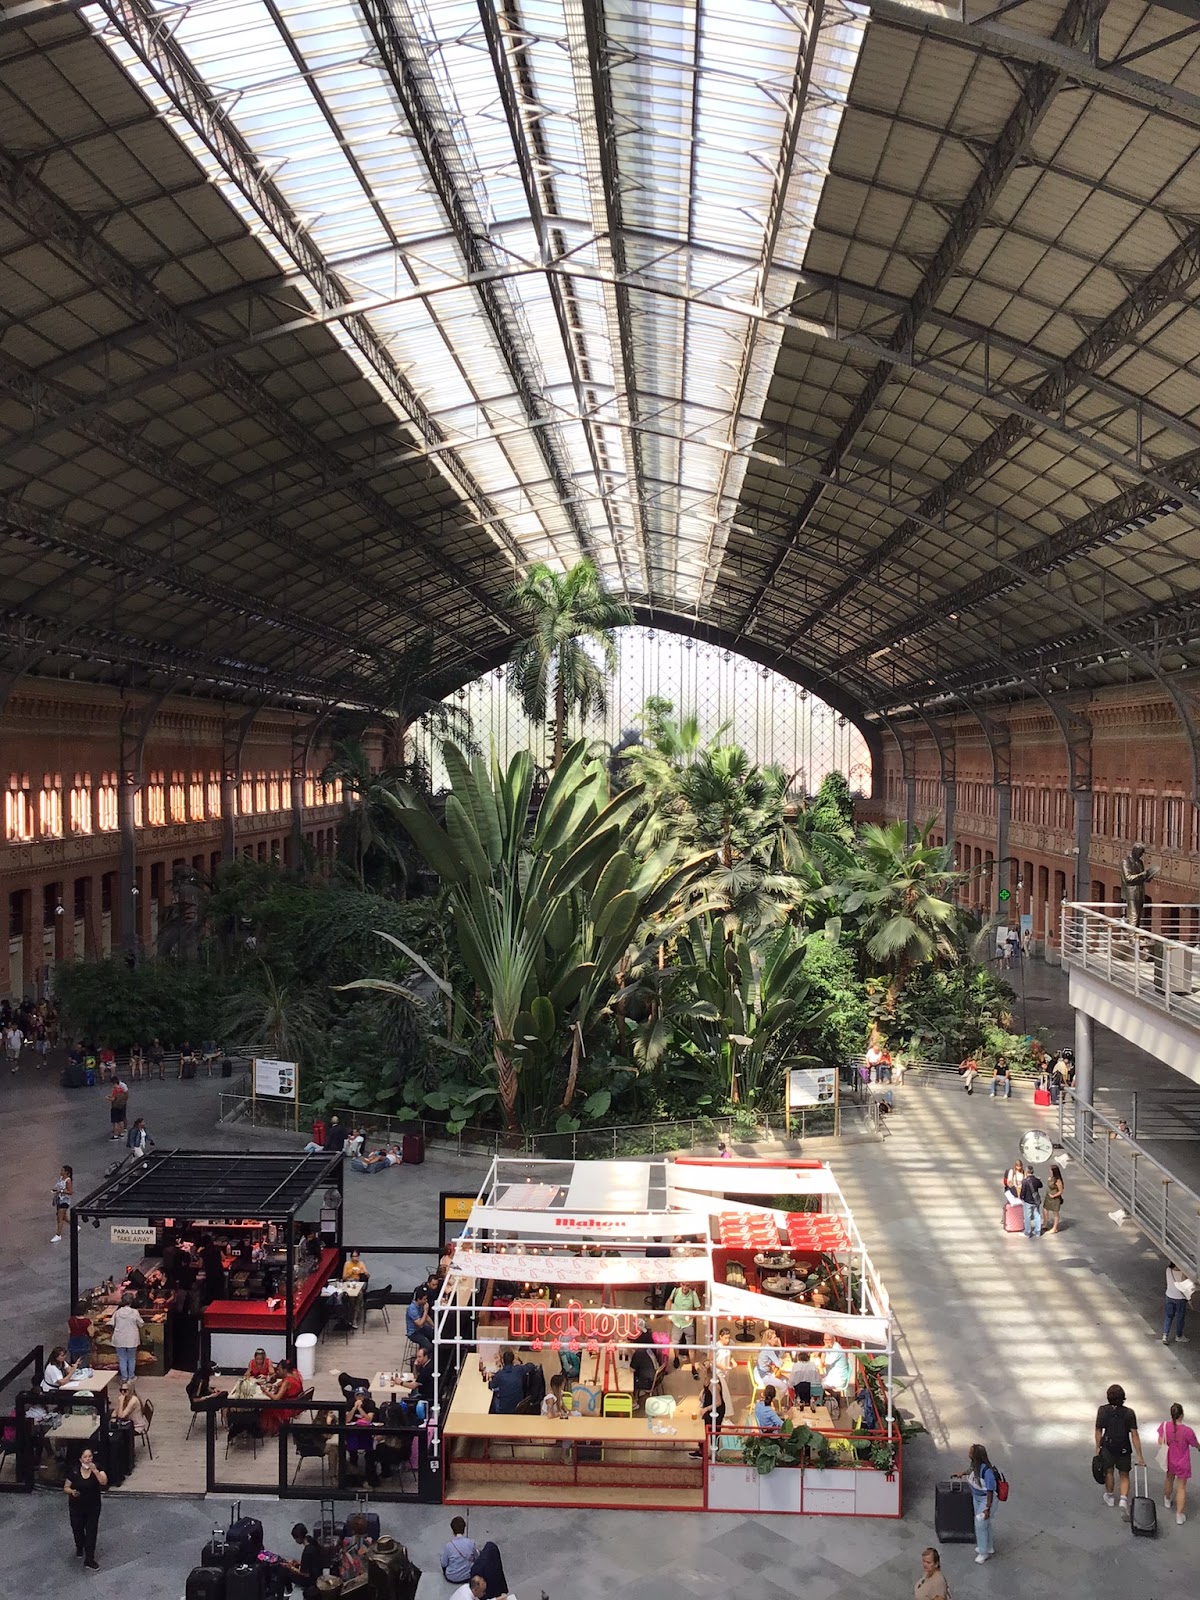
3, 960, 1200, 1596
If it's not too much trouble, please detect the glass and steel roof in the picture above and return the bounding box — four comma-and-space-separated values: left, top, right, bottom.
2, 0, 1200, 727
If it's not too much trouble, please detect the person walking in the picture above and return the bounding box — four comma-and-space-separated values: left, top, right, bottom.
1158, 1402, 1199, 1525
4, 1019, 23, 1071
1043, 1165, 1065, 1233
958, 1442, 999, 1564
990, 1056, 1012, 1098
107, 1078, 129, 1140
110, 1295, 144, 1382
666, 1282, 702, 1379
1019, 1167, 1044, 1238
64, 1445, 107, 1569
914, 1546, 951, 1599
1163, 1262, 1191, 1345
1096, 1382, 1146, 1516
51, 1164, 73, 1244
126, 1117, 151, 1155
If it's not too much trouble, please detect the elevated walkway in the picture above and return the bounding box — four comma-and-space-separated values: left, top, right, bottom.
1062, 902, 1200, 1086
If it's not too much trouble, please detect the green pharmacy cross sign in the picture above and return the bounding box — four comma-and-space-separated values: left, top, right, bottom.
998, 889, 1011, 902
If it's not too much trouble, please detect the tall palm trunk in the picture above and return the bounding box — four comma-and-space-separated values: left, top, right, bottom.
560, 1023, 583, 1112
554, 667, 567, 769
494, 1041, 520, 1132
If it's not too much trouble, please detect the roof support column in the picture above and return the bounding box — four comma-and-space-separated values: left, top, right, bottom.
291, 706, 334, 877
1044, 702, 1093, 904
973, 711, 1012, 919
118, 685, 175, 957
879, 713, 917, 844
222, 700, 265, 865
916, 710, 956, 852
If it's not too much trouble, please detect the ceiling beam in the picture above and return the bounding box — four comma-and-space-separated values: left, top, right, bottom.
733, 0, 1106, 632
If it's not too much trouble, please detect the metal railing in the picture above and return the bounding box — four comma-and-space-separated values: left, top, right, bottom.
215, 1095, 880, 1157
1062, 901, 1200, 1027
1057, 1089, 1200, 1280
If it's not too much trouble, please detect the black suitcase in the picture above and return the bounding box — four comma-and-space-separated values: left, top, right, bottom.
62, 1059, 87, 1088
106, 1418, 135, 1487
202, 1537, 239, 1572
225, 1564, 265, 1600
1130, 1464, 1157, 1537
186, 1570, 227, 1600
221, 1057, 234, 1078
227, 1507, 264, 1562
934, 1478, 976, 1543
315, 1497, 343, 1565
181, 1056, 197, 1079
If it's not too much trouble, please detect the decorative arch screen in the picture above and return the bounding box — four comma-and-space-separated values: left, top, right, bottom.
414, 629, 871, 794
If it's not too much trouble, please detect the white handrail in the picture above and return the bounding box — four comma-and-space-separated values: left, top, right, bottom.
1062, 902, 1200, 1025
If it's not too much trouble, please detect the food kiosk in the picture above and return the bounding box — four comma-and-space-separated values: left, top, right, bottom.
433, 1155, 899, 1518
70, 1150, 345, 1370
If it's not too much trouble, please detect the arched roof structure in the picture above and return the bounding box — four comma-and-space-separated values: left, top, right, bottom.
2, 0, 1200, 744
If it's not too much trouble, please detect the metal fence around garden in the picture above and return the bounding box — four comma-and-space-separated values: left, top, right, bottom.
216, 1080, 884, 1158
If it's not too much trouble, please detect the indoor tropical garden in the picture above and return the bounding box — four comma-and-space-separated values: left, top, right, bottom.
52, 560, 1023, 1145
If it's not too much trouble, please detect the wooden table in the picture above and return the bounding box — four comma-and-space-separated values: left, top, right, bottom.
448, 1360, 683, 1436
371, 1370, 415, 1397
53, 1414, 101, 1443
59, 1369, 118, 1397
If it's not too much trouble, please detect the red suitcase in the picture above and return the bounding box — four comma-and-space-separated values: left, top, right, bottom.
1004, 1203, 1024, 1233
401, 1132, 424, 1166
1033, 1088, 1051, 1107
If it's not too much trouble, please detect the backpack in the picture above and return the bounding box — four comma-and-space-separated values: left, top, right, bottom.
992, 1464, 1009, 1502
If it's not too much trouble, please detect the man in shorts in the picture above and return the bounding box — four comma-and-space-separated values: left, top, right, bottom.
4, 1022, 23, 1071
1095, 1382, 1146, 1516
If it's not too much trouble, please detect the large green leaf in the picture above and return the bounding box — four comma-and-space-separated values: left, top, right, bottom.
593, 887, 640, 942
445, 794, 492, 883
381, 792, 463, 883
529, 994, 557, 1043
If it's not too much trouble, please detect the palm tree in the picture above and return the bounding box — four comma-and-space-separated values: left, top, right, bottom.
508, 559, 632, 767
836, 822, 963, 1009
323, 739, 413, 894
222, 963, 324, 1065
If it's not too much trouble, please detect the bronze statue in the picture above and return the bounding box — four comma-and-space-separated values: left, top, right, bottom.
1119, 842, 1158, 928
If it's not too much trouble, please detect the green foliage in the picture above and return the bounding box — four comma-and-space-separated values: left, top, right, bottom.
809, 771, 855, 838
508, 558, 633, 766
981, 1022, 1038, 1074
797, 936, 870, 1064
883, 962, 1015, 1060
53, 959, 232, 1047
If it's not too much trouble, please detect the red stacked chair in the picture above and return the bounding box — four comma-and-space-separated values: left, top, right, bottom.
717, 1211, 780, 1250
784, 1213, 850, 1253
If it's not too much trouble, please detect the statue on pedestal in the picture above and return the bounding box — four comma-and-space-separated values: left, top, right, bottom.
1119, 842, 1158, 928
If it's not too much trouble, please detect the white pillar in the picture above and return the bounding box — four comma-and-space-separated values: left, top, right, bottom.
1074, 1009, 1094, 1105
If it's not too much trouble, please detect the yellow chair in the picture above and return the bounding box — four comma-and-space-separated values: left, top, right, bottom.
602, 1392, 633, 1418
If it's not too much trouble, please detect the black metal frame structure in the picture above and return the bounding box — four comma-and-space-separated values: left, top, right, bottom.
70, 1149, 345, 1358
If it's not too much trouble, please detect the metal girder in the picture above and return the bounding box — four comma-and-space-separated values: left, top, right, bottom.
354, 0, 595, 573
479, 0, 637, 592
93, 0, 527, 571
0, 495, 384, 666
862, 0, 1200, 132
0, 140, 515, 637
0, 606, 369, 704
733, 0, 1104, 631
778, 212, 1200, 636
830, 438, 1200, 675
565, 0, 654, 592
0, 348, 481, 661
877, 712, 918, 841
915, 707, 956, 847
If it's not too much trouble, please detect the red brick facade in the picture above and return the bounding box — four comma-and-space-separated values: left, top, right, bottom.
874, 684, 1200, 949
1, 682, 351, 1001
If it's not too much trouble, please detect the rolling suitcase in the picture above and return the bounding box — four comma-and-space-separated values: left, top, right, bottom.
315, 1498, 343, 1565
401, 1131, 424, 1166
1130, 1464, 1157, 1537
186, 1570, 227, 1600
1033, 1087, 1052, 1106
105, 1417, 135, 1486
202, 1528, 239, 1572
353, 1491, 381, 1540
1003, 1202, 1024, 1233
225, 1564, 265, 1600
226, 1502, 264, 1562
934, 1478, 976, 1543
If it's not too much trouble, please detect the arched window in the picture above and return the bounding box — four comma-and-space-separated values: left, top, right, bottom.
207, 770, 222, 817
97, 772, 119, 832
70, 773, 92, 835
189, 771, 206, 821
5, 776, 34, 842
169, 770, 187, 824
146, 770, 166, 827
39, 774, 64, 839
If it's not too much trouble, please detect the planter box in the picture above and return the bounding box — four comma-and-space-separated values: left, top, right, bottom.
706, 1462, 900, 1517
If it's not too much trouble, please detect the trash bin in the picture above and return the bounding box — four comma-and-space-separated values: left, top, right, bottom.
296, 1332, 318, 1380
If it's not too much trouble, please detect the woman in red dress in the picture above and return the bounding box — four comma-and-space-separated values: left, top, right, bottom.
262, 1358, 305, 1435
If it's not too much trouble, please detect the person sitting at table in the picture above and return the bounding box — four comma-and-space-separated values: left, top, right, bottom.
821, 1332, 852, 1421
400, 1345, 436, 1409
344, 1392, 379, 1485
630, 1319, 659, 1409
247, 1348, 274, 1381
541, 1372, 569, 1422
489, 1348, 525, 1414
262, 1357, 306, 1435
113, 1380, 147, 1434
754, 1384, 786, 1432
41, 1347, 79, 1393
342, 1250, 370, 1282
754, 1330, 786, 1388
406, 1287, 435, 1354
789, 1348, 822, 1412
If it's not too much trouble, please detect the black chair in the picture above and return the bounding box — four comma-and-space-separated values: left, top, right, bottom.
184, 1391, 226, 1442
224, 1405, 262, 1459
363, 1283, 392, 1332
290, 1424, 329, 1485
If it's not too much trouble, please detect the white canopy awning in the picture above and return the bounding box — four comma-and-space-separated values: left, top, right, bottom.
449, 1250, 707, 1287
711, 1282, 889, 1348
672, 1162, 840, 1196
465, 1205, 710, 1239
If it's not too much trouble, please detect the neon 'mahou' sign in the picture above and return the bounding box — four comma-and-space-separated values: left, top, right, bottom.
507, 1298, 642, 1342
